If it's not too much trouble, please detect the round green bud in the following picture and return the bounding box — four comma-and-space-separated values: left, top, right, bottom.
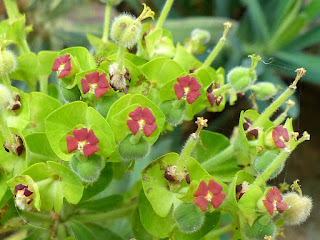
110, 14, 142, 49
251, 82, 277, 100
70, 154, 104, 183
152, 37, 176, 59
191, 28, 210, 45
227, 67, 256, 92
0, 84, 11, 110
173, 203, 205, 234
0, 49, 17, 75
160, 100, 186, 126
282, 192, 312, 225
243, 215, 276, 240
253, 151, 285, 180
118, 134, 150, 160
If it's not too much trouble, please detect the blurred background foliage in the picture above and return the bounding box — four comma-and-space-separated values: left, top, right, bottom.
1, 0, 319, 239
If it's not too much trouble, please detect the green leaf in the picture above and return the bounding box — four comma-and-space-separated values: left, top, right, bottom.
69, 220, 95, 240
233, 111, 250, 165
285, 25, 320, 50
173, 43, 202, 72
244, 0, 270, 42
21, 161, 84, 211
81, 163, 113, 201
26, 92, 62, 134
140, 57, 186, 88
238, 185, 263, 226
138, 190, 175, 238
87, 33, 119, 56
192, 130, 239, 182
45, 101, 115, 161
25, 132, 59, 164
78, 194, 122, 211
10, 52, 39, 86
142, 153, 208, 217
85, 223, 123, 240
0, 170, 8, 203
131, 207, 153, 240
107, 94, 166, 145
38, 51, 58, 76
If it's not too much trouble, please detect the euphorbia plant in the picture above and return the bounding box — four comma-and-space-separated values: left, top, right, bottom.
0, 0, 313, 239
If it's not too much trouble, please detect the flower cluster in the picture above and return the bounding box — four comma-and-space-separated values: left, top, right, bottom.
81, 71, 111, 99
52, 54, 72, 78
66, 128, 100, 157
263, 186, 287, 216
174, 75, 201, 104
193, 180, 226, 212
126, 106, 157, 137
14, 184, 34, 210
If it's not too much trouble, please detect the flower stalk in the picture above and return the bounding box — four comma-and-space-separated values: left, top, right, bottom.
252, 68, 306, 128
155, 0, 174, 30
3, 0, 19, 20
102, 2, 112, 43
200, 22, 232, 69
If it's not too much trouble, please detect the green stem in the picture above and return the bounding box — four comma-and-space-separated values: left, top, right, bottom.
155, 0, 174, 29
201, 144, 235, 172
117, 45, 126, 71
253, 150, 290, 187
19, 39, 30, 54
20, 211, 52, 223
102, 2, 112, 43
205, 224, 234, 239
39, 75, 48, 94
72, 205, 136, 223
273, 112, 287, 126
252, 71, 304, 128
0, 113, 14, 144
3, 0, 19, 20
130, 131, 142, 144
1, 74, 11, 89
200, 37, 226, 69
176, 134, 198, 172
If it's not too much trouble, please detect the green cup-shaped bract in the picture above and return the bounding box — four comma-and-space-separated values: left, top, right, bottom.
60, 81, 81, 102
227, 67, 256, 92
283, 192, 312, 225
110, 14, 142, 49
173, 202, 205, 233
243, 215, 276, 240
251, 82, 277, 100
160, 100, 186, 126
0, 49, 17, 75
253, 151, 284, 180
118, 134, 150, 160
70, 154, 104, 183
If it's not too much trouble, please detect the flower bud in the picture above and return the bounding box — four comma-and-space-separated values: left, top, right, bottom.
227, 66, 256, 92
243, 215, 276, 240
250, 82, 277, 100
118, 134, 150, 160
0, 49, 17, 75
0, 84, 11, 110
70, 154, 104, 183
191, 29, 210, 45
282, 192, 312, 225
110, 14, 142, 49
253, 151, 285, 180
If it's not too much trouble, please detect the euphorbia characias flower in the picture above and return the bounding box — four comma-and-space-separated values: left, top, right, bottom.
52, 54, 72, 78
81, 71, 110, 99
263, 186, 287, 216
174, 75, 201, 104
193, 180, 226, 212
272, 125, 289, 148
66, 128, 100, 157
14, 184, 34, 210
126, 106, 157, 137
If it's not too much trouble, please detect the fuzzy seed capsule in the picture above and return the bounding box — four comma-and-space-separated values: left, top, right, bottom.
251, 82, 277, 100
227, 66, 256, 92
110, 14, 142, 49
0, 49, 17, 75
